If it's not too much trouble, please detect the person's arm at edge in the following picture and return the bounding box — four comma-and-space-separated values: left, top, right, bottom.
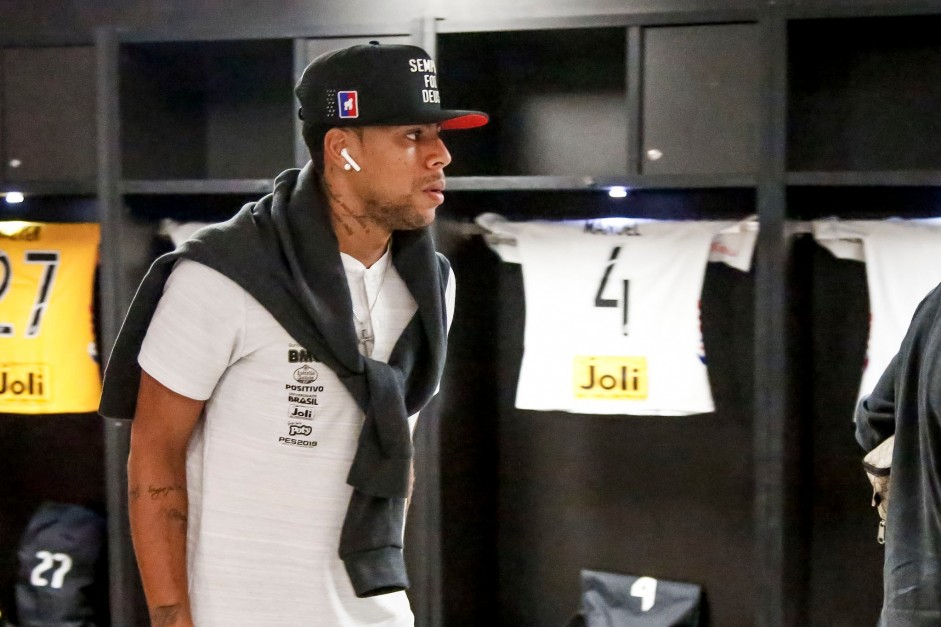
855, 353, 898, 452
857, 282, 941, 451
128, 370, 205, 627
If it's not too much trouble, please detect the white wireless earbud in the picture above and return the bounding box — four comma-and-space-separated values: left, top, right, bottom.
340, 148, 362, 172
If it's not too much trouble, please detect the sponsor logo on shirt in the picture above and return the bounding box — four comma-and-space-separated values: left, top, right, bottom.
292, 365, 318, 383
285, 346, 325, 420
288, 422, 312, 436
279, 421, 318, 448
0, 364, 49, 401
287, 393, 318, 405
573, 356, 648, 400
288, 404, 314, 420
285, 385, 321, 409
288, 349, 319, 364
278, 436, 318, 448
285, 383, 322, 392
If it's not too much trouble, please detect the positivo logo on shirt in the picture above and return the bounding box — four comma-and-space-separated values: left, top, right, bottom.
573, 356, 648, 400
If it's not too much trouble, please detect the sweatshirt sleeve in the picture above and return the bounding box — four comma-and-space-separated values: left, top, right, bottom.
856, 353, 898, 452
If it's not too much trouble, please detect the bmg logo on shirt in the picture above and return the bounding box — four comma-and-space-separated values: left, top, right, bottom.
573, 356, 648, 399
0, 364, 49, 401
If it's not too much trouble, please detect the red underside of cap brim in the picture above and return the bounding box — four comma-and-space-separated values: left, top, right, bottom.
441, 113, 489, 130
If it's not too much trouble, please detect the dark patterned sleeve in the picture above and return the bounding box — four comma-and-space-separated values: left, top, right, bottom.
855, 353, 897, 452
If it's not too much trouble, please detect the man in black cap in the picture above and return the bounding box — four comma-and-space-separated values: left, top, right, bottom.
99, 42, 486, 626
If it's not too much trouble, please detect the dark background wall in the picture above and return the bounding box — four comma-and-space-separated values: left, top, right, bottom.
0, 0, 760, 45
0, 0, 922, 47
431, 212, 884, 626
0, 1, 924, 626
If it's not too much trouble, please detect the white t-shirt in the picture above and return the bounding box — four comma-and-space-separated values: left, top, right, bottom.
138, 252, 455, 627
483, 218, 737, 416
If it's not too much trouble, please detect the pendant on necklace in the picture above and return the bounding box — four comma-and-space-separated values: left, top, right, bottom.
359, 328, 375, 358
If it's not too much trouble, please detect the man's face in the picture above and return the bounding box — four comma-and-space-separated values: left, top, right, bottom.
345, 124, 452, 231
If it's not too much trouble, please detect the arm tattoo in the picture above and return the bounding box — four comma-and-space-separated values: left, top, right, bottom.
151, 604, 181, 626
164, 508, 188, 525
128, 485, 141, 501
148, 484, 184, 500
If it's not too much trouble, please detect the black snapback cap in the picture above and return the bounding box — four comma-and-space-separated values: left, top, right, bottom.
295, 41, 488, 130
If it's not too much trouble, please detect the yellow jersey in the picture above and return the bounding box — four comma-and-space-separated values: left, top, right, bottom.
0, 221, 101, 413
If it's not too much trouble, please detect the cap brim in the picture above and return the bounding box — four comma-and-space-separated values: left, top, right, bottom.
440, 110, 489, 130
324, 109, 489, 129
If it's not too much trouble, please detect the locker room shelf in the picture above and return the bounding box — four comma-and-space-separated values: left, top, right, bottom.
786, 171, 941, 220
787, 185, 941, 220
121, 179, 274, 195
441, 187, 754, 223
785, 1, 941, 19
121, 175, 760, 195
0, 180, 96, 196
787, 171, 941, 187
436, 9, 759, 33
0, 195, 98, 222
446, 174, 756, 191
115, 22, 415, 43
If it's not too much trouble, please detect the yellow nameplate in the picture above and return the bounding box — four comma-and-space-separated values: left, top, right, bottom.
573, 356, 648, 399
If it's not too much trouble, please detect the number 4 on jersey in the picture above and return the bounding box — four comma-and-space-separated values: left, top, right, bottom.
594, 246, 630, 335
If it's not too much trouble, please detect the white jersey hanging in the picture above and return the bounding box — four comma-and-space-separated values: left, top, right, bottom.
487, 218, 739, 416
813, 218, 941, 406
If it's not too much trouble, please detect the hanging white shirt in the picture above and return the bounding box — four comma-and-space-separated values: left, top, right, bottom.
813, 218, 941, 405
484, 218, 740, 416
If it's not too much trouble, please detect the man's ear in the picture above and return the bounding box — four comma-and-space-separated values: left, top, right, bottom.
324, 128, 357, 170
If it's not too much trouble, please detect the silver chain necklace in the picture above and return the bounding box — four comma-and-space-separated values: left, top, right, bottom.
350, 255, 391, 358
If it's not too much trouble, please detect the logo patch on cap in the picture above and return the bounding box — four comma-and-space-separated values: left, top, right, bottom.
337, 91, 359, 119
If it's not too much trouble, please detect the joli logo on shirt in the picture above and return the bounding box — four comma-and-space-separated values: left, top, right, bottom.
289, 405, 313, 420
573, 356, 647, 400
0, 364, 49, 401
